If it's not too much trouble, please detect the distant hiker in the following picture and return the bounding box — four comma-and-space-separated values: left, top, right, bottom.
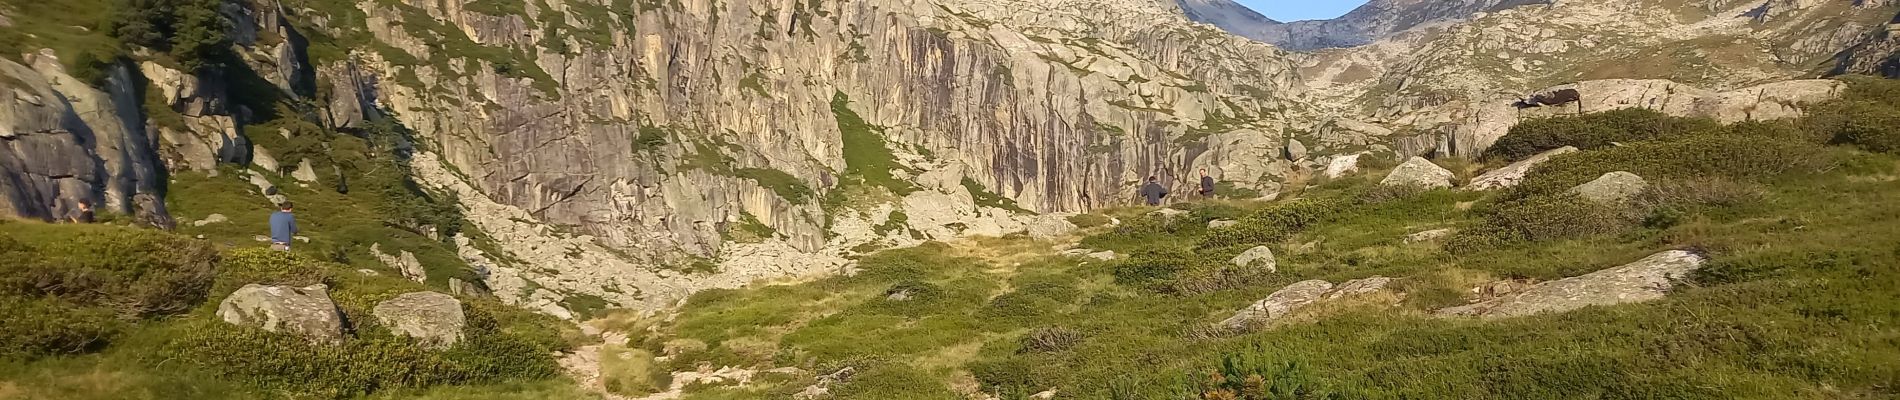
1199, 169, 1216, 199
270, 202, 299, 251
67, 200, 95, 224
1141, 176, 1169, 206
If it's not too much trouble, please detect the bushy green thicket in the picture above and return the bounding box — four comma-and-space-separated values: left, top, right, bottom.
1450, 127, 1838, 252
1199, 197, 1355, 250
111, 0, 233, 73
0, 223, 219, 360
1482, 109, 1720, 162
0, 221, 572, 398
1807, 76, 1900, 154
156, 307, 563, 399
1449, 77, 1900, 253
1066, 213, 1113, 229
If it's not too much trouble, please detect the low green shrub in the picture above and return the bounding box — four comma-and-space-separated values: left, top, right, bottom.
0, 224, 219, 319
1445, 195, 1630, 253
1812, 100, 1900, 154
1020, 327, 1083, 353
1067, 213, 1113, 229
214, 247, 336, 296
154, 310, 562, 399
1200, 197, 1354, 250
1193, 354, 1336, 400
1483, 109, 1720, 162
1506, 134, 1835, 200
0, 296, 120, 360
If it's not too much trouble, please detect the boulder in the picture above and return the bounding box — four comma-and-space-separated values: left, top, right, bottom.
1379, 157, 1455, 189
1283, 139, 1309, 161
1024, 215, 1078, 240
292, 159, 320, 182
372, 291, 467, 348
1323, 152, 1366, 178
217, 284, 346, 344
1467, 146, 1578, 191
1062, 248, 1119, 261
1207, 219, 1239, 229
372, 243, 428, 283
1148, 208, 1189, 219
1324, 277, 1393, 300
192, 213, 229, 227
1219, 277, 1397, 330
1218, 280, 1333, 329
1403, 228, 1455, 244
449, 277, 491, 298
1569, 171, 1648, 204
1436, 250, 1706, 318
1231, 245, 1277, 271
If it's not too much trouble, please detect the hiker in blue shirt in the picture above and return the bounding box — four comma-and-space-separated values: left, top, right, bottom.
270, 202, 298, 251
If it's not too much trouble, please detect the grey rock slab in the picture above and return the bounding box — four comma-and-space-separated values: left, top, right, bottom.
218, 284, 346, 344
372, 292, 467, 349
1436, 250, 1706, 318
1570, 171, 1649, 204
1379, 157, 1456, 189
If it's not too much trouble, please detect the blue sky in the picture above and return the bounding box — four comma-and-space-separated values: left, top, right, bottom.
1235, 0, 1369, 21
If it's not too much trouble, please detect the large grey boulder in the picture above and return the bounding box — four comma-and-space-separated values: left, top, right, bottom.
372, 292, 467, 349
218, 284, 347, 344
1379, 157, 1456, 189
1467, 146, 1578, 191
1436, 250, 1706, 318
1231, 245, 1277, 271
1024, 215, 1078, 240
292, 159, 320, 182
1569, 171, 1649, 204
1283, 139, 1309, 161
1323, 152, 1366, 179
1404, 228, 1455, 244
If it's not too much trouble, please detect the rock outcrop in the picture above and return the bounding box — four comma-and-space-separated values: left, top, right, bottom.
1570, 171, 1650, 204
0, 54, 171, 227
1404, 228, 1454, 244
372, 292, 468, 349
217, 284, 347, 344
1219, 276, 1394, 330
1323, 152, 1367, 179
1468, 146, 1578, 191
1230, 245, 1277, 271
372, 243, 428, 283
1436, 250, 1706, 318
1379, 157, 1455, 189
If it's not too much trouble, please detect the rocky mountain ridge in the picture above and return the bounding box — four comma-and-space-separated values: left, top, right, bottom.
0, 0, 1896, 317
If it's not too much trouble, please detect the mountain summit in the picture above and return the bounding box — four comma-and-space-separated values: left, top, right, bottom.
1179, 0, 1540, 50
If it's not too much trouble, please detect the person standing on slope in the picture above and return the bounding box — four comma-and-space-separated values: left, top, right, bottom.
67, 200, 95, 224
270, 202, 299, 251
1141, 176, 1169, 206
1199, 169, 1216, 200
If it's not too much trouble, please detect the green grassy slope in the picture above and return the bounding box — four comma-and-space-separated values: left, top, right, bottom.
600, 77, 1900, 400
0, 222, 589, 399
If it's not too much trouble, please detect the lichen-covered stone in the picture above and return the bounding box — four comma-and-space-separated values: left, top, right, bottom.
218, 284, 346, 344
372, 292, 467, 349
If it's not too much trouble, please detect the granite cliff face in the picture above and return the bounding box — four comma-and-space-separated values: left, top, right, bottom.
1, 0, 1896, 315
